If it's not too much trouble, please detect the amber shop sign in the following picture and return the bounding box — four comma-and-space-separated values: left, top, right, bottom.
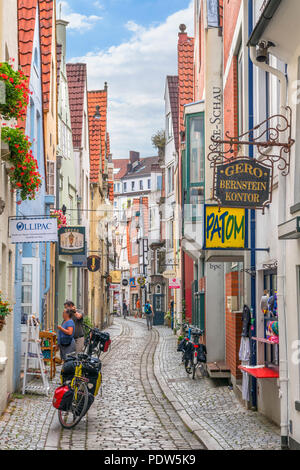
214, 158, 272, 210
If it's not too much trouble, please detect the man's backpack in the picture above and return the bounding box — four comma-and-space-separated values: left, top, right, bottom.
145, 304, 152, 315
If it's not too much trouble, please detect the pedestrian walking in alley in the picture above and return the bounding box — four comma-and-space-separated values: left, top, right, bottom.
135, 298, 141, 318
57, 308, 76, 361
64, 301, 85, 352
144, 302, 154, 330
123, 301, 128, 319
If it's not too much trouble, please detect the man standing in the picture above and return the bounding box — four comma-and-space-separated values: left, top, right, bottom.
123, 301, 128, 319
64, 301, 85, 352
144, 301, 154, 330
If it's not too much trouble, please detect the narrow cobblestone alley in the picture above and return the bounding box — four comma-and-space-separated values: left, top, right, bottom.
0, 317, 281, 451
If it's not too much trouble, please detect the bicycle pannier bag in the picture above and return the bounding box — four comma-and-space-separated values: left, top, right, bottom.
53, 385, 74, 411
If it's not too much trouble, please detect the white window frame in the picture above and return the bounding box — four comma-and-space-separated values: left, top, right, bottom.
21, 257, 40, 319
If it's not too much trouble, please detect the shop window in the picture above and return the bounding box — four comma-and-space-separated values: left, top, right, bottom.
21, 258, 39, 324
47, 160, 55, 195
67, 268, 73, 300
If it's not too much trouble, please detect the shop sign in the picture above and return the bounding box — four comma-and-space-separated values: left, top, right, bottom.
137, 276, 146, 287
214, 158, 272, 210
122, 279, 129, 287
59, 226, 85, 255
169, 278, 181, 289
163, 270, 176, 279
72, 255, 87, 268
9, 217, 58, 244
109, 284, 120, 291
129, 278, 137, 288
87, 255, 100, 272
110, 270, 121, 284
204, 205, 247, 250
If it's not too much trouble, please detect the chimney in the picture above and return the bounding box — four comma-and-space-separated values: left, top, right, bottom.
129, 151, 140, 164
56, 19, 69, 54
178, 24, 187, 43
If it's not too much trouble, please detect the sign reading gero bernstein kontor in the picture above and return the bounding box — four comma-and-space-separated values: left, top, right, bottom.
9, 218, 58, 244
204, 206, 247, 250
214, 158, 272, 210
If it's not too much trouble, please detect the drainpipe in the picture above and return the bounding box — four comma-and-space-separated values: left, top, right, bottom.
249, 45, 289, 449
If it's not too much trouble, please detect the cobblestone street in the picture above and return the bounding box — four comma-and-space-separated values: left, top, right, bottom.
0, 318, 281, 450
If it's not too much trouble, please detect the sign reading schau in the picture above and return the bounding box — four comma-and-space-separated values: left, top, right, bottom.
9, 218, 58, 244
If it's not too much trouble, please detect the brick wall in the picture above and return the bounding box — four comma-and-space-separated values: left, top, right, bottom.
225, 272, 242, 379
223, 0, 242, 70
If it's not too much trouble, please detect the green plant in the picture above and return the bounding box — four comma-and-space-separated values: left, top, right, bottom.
0, 60, 31, 120
0, 291, 12, 317
151, 129, 166, 157
1, 126, 42, 201
177, 335, 184, 342
83, 315, 94, 338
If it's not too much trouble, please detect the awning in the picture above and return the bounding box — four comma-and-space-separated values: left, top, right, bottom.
278, 217, 300, 240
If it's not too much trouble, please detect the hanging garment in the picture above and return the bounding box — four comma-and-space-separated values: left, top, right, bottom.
239, 336, 250, 402
242, 305, 251, 337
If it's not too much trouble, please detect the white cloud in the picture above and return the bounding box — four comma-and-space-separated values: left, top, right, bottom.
70, 2, 194, 157
93, 1, 104, 9
58, 1, 103, 32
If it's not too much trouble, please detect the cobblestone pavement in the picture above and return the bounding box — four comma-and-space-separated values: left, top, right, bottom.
0, 318, 204, 450
153, 321, 281, 450
59, 319, 203, 450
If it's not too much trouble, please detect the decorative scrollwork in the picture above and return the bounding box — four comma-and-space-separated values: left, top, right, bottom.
207, 107, 295, 175
240, 268, 256, 278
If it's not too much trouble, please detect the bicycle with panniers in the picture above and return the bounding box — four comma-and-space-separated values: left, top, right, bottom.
52, 326, 111, 429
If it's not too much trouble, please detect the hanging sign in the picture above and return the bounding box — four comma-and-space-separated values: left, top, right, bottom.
163, 270, 176, 279
204, 205, 247, 250
87, 255, 100, 272
137, 276, 146, 287
59, 226, 86, 255
122, 279, 129, 287
129, 277, 137, 288
169, 278, 181, 289
214, 158, 272, 210
110, 271, 121, 284
9, 218, 58, 244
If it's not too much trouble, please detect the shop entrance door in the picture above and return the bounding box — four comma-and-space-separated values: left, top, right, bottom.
153, 294, 165, 325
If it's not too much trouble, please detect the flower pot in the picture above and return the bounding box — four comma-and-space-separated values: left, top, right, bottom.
0, 316, 6, 331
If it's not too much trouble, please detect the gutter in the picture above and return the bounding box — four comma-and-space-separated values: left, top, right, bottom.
247, 0, 282, 47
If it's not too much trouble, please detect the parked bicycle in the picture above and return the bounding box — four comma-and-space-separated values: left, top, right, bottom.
179, 326, 207, 380
53, 326, 111, 429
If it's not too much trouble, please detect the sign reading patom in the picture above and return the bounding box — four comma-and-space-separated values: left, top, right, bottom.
9, 218, 58, 244
214, 158, 272, 210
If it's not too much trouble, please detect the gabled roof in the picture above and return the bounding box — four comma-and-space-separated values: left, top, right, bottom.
113, 158, 130, 180
88, 88, 108, 183
178, 30, 194, 133
18, 0, 38, 84
167, 75, 179, 152
123, 156, 159, 180
39, 0, 55, 111
66, 63, 87, 148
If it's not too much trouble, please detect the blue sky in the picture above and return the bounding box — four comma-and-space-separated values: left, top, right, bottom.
58, 0, 194, 157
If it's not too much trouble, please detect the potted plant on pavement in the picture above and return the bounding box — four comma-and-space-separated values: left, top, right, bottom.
164, 311, 171, 328
0, 291, 12, 331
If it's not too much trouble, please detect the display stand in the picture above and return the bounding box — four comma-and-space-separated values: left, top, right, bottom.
22, 315, 49, 396
40, 330, 57, 380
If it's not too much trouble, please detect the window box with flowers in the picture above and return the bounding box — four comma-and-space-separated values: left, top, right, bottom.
0, 60, 31, 121
1, 126, 42, 201
0, 291, 12, 332
50, 209, 67, 229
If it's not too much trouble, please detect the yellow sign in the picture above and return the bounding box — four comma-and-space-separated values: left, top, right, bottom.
110, 271, 122, 284
204, 206, 247, 249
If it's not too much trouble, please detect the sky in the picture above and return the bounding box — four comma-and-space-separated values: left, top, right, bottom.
57, 0, 194, 158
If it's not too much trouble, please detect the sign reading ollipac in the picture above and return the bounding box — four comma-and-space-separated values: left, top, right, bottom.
9, 218, 58, 244
59, 226, 86, 255
214, 158, 272, 210
204, 206, 247, 250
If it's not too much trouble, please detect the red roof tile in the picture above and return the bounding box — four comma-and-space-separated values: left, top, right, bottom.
178, 31, 194, 135
88, 88, 108, 183
112, 158, 130, 180
67, 63, 87, 148
18, 0, 38, 86
39, 0, 55, 111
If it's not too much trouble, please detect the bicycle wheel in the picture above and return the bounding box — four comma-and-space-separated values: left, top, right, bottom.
58, 382, 89, 429
185, 359, 192, 375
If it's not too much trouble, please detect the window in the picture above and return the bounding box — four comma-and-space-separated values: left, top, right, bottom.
166, 113, 173, 139
67, 268, 73, 300
21, 258, 39, 324
140, 180, 143, 190
157, 175, 162, 190
47, 160, 55, 195
148, 179, 151, 189
123, 182, 127, 192
190, 115, 204, 184
168, 165, 174, 194
131, 181, 135, 191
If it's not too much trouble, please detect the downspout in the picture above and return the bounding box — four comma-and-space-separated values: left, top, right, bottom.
249, 45, 289, 449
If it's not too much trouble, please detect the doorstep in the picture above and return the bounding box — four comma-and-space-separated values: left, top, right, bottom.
207, 362, 231, 379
